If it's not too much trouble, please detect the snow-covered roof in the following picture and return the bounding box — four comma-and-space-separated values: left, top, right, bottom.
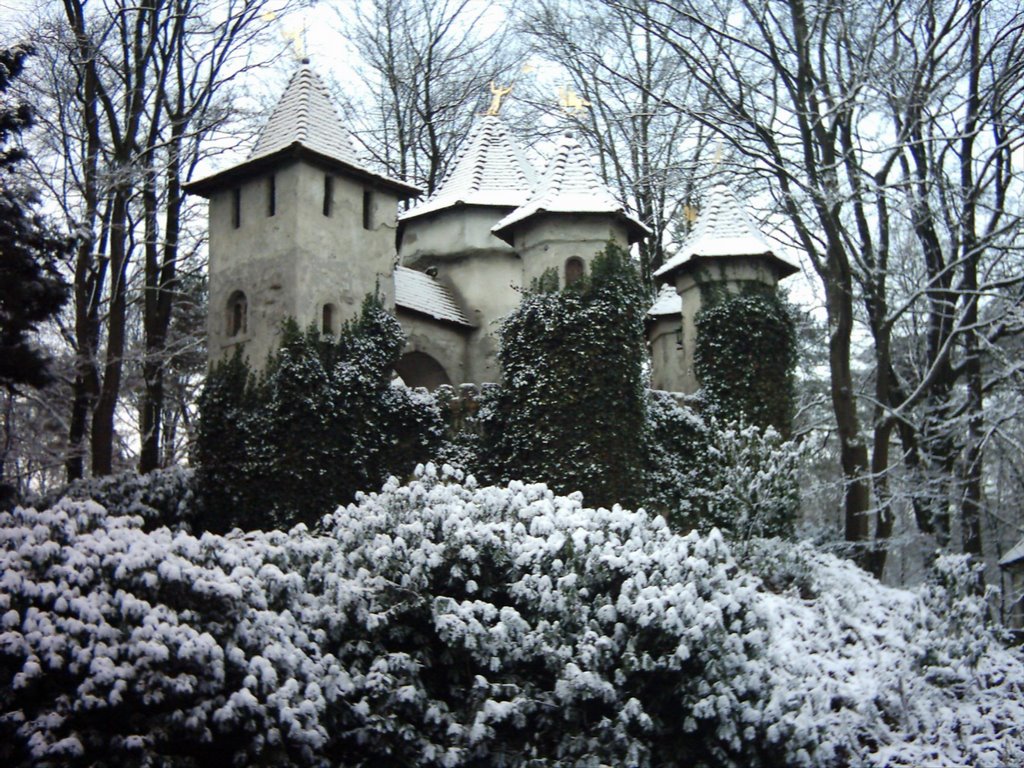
491, 133, 650, 245
654, 184, 798, 279
394, 266, 473, 327
399, 115, 536, 222
999, 537, 1024, 567
185, 64, 419, 198
647, 283, 682, 317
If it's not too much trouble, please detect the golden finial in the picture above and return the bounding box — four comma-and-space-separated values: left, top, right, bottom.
557, 85, 591, 114
485, 82, 513, 116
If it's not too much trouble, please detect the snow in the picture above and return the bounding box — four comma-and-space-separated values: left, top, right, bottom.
999, 536, 1024, 567
647, 283, 682, 317
492, 133, 650, 245
400, 115, 537, 221
1, 469, 1022, 766
654, 183, 798, 279
394, 266, 474, 327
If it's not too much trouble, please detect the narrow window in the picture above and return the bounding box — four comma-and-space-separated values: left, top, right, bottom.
227, 290, 247, 337
322, 303, 335, 335
267, 174, 276, 216
323, 175, 333, 217
565, 256, 584, 286
231, 188, 241, 229
362, 189, 373, 230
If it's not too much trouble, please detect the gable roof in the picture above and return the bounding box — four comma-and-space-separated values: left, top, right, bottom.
400, 115, 536, 222
654, 184, 797, 280
185, 64, 420, 199
491, 133, 650, 245
394, 266, 473, 327
647, 283, 682, 317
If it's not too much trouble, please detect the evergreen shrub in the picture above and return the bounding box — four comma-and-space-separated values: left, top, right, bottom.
483, 242, 648, 508
694, 289, 797, 435
642, 393, 801, 540
4, 468, 1022, 767
56, 466, 196, 532
194, 296, 444, 531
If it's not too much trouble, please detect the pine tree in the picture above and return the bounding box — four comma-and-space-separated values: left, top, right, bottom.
0, 44, 68, 391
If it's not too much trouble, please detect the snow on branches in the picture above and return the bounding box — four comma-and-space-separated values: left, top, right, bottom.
1, 466, 1022, 766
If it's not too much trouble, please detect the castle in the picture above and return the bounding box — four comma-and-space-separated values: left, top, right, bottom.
185, 64, 797, 391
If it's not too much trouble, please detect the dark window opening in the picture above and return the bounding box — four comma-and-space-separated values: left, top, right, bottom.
323, 175, 333, 217
267, 174, 276, 216
565, 256, 585, 286
231, 188, 241, 229
227, 291, 247, 337
322, 303, 335, 334
362, 189, 373, 230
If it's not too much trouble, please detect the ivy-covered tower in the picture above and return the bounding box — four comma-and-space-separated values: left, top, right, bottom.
185, 63, 420, 368
491, 133, 649, 290
649, 184, 798, 394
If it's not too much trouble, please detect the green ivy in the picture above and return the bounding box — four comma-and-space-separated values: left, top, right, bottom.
483, 242, 648, 508
194, 295, 444, 532
694, 287, 797, 436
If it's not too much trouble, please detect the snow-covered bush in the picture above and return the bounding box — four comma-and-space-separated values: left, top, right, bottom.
56, 466, 196, 531
194, 297, 445, 532
2, 467, 1022, 766
643, 394, 801, 540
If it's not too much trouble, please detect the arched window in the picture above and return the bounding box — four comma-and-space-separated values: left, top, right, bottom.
227, 290, 247, 337
322, 303, 336, 335
565, 256, 584, 286
394, 351, 451, 389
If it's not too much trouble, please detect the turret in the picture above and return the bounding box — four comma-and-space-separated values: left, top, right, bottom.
185, 63, 420, 368
650, 183, 798, 393
397, 114, 536, 383
491, 133, 649, 289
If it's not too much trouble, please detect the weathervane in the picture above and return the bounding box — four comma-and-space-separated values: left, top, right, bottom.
557, 85, 591, 114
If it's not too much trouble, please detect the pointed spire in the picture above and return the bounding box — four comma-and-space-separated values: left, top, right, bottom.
249, 64, 363, 167
400, 115, 537, 221
184, 62, 420, 199
654, 183, 797, 279
491, 133, 649, 244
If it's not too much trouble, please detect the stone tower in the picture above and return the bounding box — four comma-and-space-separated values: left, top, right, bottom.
185, 64, 420, 368
492, 133, 649, 289
648, 184, 798, 393
397, 114, 536, 383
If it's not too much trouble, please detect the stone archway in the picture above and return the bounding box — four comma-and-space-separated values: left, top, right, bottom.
395, 351, 451, 389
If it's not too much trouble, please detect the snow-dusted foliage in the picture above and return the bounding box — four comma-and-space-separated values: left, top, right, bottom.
55, 466, 196, 531
644, 394, 801, 539
2, 467, 1022, 766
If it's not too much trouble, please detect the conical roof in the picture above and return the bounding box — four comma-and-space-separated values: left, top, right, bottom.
654, 184, 797, 279
185, 63, 419, 198
248, 65, 366, 166
647, 283, 682, 318
491, 133, 650, 244
400, 115, 536, 222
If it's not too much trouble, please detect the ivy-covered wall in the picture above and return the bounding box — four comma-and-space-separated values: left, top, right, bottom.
694, 285, 797, 436
481, 242, 649, 509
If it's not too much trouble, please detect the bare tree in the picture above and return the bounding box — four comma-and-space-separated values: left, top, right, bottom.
604, 0, 1024, 576
21, 0, 287, 479
334, 0, 519, 194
